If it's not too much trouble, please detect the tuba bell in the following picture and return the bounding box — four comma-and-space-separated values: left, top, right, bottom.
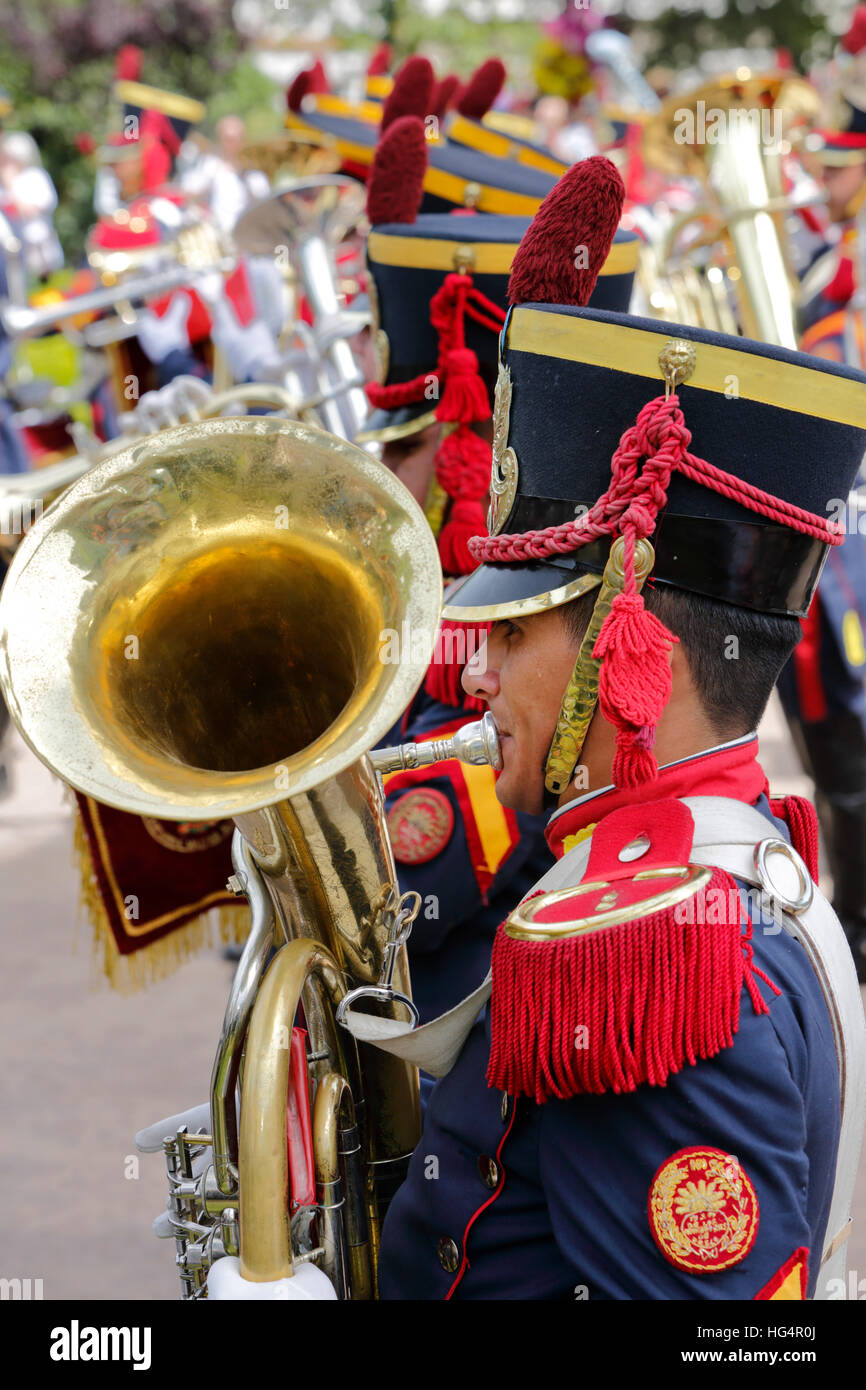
0, 415, 491, 1298
640, 70, 822, 347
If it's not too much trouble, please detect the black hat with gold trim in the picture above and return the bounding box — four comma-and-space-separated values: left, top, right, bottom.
443, 58, 568, 178
443, 155, 866, 794
111, 45, 204, 149
360, 118, 638, 448
287, 54, 560, 213
808, 6, 866, 169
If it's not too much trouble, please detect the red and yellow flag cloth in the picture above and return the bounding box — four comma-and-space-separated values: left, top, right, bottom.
72, 792, 249, 990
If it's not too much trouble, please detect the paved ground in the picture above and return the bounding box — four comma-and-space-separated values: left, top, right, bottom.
1, 693, 864, 1300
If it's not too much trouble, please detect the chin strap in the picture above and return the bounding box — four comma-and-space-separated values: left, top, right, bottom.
544, 536, 656, 796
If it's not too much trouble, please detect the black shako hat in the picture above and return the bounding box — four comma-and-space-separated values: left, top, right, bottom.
443, 303, 866, 621
360, 217, 639, 444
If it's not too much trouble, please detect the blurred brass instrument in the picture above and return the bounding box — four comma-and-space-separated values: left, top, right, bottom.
232, 174, 370, 440
236, 130, 342, 183
641, 70, 822, 348
0, 416, 499, 1298
0, 381, 308, 565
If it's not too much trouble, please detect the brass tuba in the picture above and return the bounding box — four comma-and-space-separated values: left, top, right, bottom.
0, 416, 491, 1298
640, 70, 822, 347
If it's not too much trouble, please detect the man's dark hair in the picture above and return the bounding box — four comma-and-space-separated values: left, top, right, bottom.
560, 582, 801, 740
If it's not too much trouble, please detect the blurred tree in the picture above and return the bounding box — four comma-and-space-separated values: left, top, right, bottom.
619, 0, 833, 74
0, 0, 276, 261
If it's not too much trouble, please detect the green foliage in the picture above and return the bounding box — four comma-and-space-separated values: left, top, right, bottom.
0, 0, 270, 262
633, 1, 831, 74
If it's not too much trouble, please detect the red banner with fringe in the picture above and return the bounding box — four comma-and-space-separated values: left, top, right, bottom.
72, 792, 248, 990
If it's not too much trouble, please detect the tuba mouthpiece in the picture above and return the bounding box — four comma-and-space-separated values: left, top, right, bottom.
369, 711, 503, 775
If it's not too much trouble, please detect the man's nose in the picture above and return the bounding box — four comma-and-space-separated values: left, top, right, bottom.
462, 634, 499, 702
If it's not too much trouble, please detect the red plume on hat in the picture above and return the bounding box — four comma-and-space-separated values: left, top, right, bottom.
287, 69, 312, 112
287, 59, 329, 112
842, 4, 866, 55
380, 55, 435, 132
432, 73, 460, 120
367, 43, 392, 77
309, 59, 329, 93
366, 115, 428, 225
504, 156, 681, 790
508, 155, 625, 308
457, 58, 506, 119
115, 44, 141, 82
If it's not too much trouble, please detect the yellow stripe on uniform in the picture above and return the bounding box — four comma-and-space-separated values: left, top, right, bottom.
769, 1260, 805, 1300
460, 761, 513, 875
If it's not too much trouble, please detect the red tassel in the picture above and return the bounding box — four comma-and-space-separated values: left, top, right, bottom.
433, 426, 490, 575
436, 348, 490, 423
438, 498, 487, 577
592, 592, 678, 788
424, 619, 489, 709
434, 426, 490, 497
487, 868, 768, 1103
769, 795, 820, 883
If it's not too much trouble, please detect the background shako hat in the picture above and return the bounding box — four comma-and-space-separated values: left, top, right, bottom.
112, 44, 205, 148
361, 122, 638, 444
287, 51, 560, 212
809, 4, 866, 164
443, 57, 567, 177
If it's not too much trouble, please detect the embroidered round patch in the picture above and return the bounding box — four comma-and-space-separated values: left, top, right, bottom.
648, 1147, 759, 1274
387, 788, 454, 864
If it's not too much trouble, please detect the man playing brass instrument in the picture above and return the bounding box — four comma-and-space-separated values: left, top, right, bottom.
374, 157, 866, 1300
361, 108, 639, 1040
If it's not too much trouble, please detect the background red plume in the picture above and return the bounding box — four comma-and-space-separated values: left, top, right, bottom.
380, 55, 435, 132
286, 68, 311, 112
457, 58, 506, 119
308, 59, 329, 93
432, 73, 460, 120
842, 4, 866, 54
367, 43, 392, 77
115, 45, 141, 82
366, 115, 428, 225
287, 60, 329, 112
508, 156, 625, 308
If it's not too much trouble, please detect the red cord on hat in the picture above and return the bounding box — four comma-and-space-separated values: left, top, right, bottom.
367, 272, 507, 575
470, 391, 842, 787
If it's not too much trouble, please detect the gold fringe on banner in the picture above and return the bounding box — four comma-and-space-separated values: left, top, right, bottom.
66, 788, 250, 993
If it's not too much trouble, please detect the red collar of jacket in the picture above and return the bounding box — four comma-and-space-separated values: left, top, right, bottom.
545, 735, 769, 860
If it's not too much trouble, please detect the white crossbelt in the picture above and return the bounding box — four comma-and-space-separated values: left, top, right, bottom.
342, 796, 866, 1298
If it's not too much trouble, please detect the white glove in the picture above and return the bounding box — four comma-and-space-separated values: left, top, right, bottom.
136, 294, 192, 365
209, 296, 281, 383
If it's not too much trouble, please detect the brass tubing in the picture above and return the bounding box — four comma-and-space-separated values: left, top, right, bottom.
312, 1072, 373, 1300
312, 1072, 350, 1299
238, 938, 344, 1282
211, 832, 279, 1198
